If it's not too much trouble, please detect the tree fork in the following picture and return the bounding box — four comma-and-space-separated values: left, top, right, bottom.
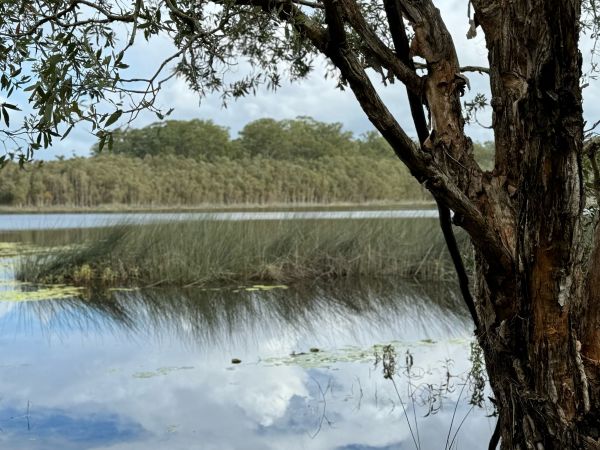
382, 0, 480, 331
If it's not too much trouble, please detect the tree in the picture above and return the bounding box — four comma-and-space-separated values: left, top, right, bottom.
92, 119, 235, 160
237, 116, 358, 159
1, 0, 599, 447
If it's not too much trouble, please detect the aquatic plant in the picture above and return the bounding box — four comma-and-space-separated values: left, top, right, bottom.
17, 218, 470, 287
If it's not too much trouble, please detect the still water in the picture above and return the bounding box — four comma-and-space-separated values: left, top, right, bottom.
0, 216, 495, 450
0, 210, 438, 231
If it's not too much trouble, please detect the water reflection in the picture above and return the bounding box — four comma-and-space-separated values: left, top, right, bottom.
0, 280, 494, 449
17, 280, 472, 349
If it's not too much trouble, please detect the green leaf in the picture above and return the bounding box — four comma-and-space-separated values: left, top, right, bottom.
104, 109, 123, 127
46, 54, 62, 68
98, 135, 107, 153
1, 108, 8, 127
42, 101, 53, 124
61, 124, 74, 140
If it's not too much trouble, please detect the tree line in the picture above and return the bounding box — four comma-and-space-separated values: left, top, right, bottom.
0, 118, 494, 208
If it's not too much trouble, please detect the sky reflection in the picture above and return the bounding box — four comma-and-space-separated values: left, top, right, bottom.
0, 279, 495, 449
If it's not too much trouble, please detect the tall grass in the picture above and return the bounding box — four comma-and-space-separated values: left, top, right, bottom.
16, 218, 471, 287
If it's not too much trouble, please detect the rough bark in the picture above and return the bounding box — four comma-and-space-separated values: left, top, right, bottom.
468, 0, 598, 448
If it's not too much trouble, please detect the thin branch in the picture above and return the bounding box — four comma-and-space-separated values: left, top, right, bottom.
438, 204, 480, 328
382, 0, 480, 331
164, 0, 200, 31
337, 0, 424, 96
586, 138, 600, 203
488, 415, 501, 450
585, 118, 600, 135
14, 2, 79, 37
382, 0, 428, 141
75, 0, 138, 22
12, 0, 141, 38
414, 62, 490, 74
233, 0, 329, 50
292, 0, 324, 8
126, 0, 143, 50
459, 65, 490, 74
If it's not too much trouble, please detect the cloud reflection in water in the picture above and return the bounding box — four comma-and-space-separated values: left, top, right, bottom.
0, 279, 495, 449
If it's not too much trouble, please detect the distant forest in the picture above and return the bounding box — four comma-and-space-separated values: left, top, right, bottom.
0, 117, 494, 207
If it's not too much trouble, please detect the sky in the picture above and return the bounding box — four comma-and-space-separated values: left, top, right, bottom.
12, 0, 600, 159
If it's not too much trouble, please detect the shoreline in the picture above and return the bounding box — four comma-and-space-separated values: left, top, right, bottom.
0, 201, 436, 215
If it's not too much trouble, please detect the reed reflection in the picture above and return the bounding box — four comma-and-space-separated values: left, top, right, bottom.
17, 279, 471, 348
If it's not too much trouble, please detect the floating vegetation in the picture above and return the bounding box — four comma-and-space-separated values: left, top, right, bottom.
241, 284, 289, 292
0, 242, 40, 258
0, 284, 83, 302
132, 366, 194, 379
0, 281, 33, 287
264, 341, 471, 369
264, 346, 375, 369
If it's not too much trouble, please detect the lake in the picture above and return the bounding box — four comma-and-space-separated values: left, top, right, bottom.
0, 210, 439, 231
0, 212, 494, 449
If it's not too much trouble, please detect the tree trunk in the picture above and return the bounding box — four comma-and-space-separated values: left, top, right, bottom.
468, 0, 600, 447
276, 0, 599, 444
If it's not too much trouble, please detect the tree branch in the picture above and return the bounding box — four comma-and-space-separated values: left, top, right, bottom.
382, 0, 428, 141
383, 0, 480, 331
291, 0, 324, 8
586, 137, 600, 204
395, 0, 484, 191
336, 0, 424, 96
413, 62, 490, 75
317, 0, 511, 271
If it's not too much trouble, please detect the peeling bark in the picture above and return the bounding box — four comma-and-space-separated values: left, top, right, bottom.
468, 0, 596, 448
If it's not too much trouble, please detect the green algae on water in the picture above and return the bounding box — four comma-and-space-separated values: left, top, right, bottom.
132, 366, 195, 379
263, 340, 472, 369
263, 347, 374, 369
0, 242, 43, 258
0, 285, 83, 302
244, 284, 289, 292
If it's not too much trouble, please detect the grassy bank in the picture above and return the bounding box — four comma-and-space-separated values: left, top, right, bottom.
16, 218, 470, 287
0, 200, 435, 214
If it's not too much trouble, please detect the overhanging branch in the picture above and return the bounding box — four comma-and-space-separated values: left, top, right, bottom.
337, 0, 424, 97
384, 0, 480, 330
318, 0, 511, 270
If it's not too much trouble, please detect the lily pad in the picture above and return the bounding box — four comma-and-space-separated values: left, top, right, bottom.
264, 347, 374, 369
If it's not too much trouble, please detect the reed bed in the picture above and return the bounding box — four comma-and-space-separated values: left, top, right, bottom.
16, 217, 471, 287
